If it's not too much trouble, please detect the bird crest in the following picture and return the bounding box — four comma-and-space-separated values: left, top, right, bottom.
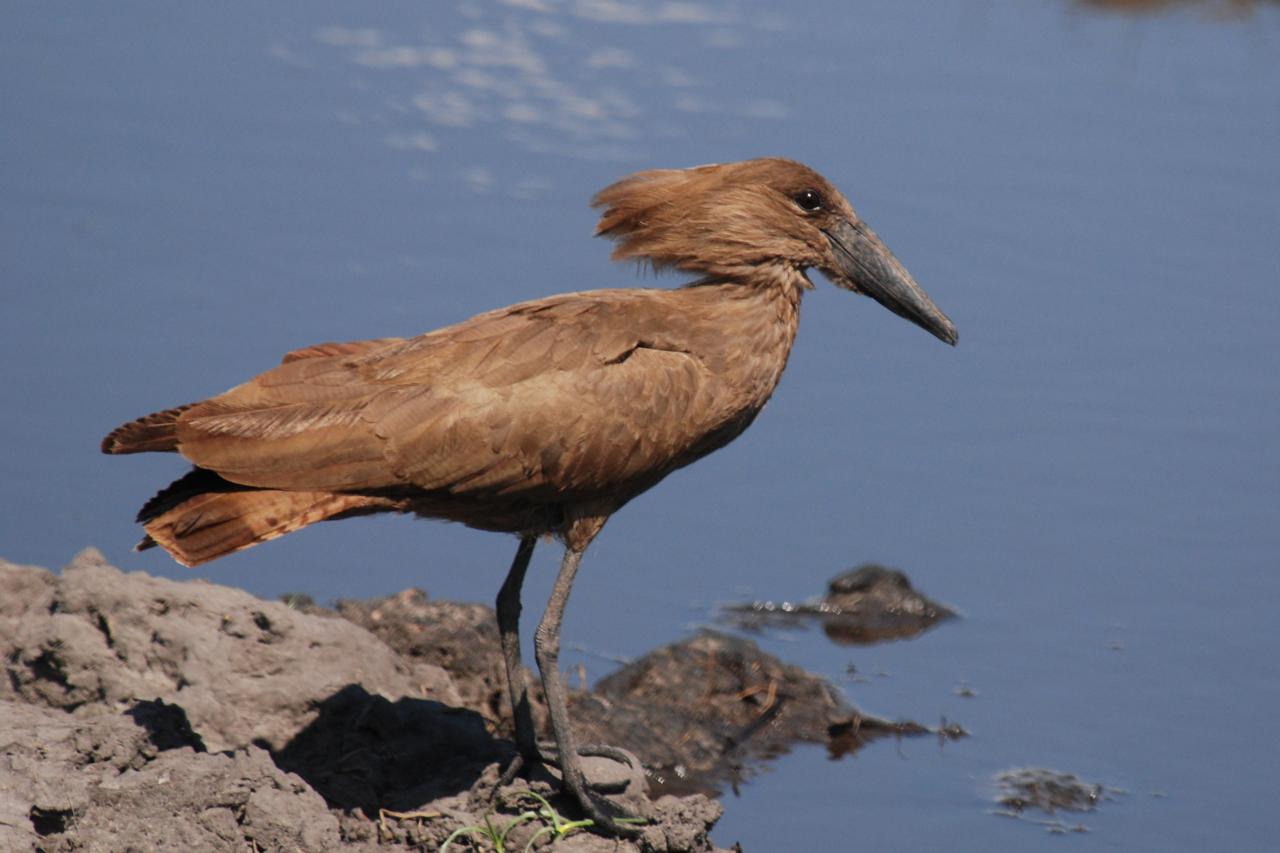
591, 158, 845, 282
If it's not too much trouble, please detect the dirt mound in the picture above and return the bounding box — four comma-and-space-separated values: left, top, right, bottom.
0, 698, 339, 851
570, 631, 849, 794
0, 551, 729, 850
1, 549, 460, 752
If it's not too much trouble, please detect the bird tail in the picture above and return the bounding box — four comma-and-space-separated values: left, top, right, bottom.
135, 468, 379, 567
102, 404, 198, 454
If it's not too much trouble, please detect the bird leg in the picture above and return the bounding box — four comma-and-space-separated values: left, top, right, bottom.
493, 535, 639, 799
533, 541, 643, 836
495, 535, 539, 785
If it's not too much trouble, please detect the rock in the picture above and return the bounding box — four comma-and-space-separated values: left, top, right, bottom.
819, 563, 955, 644
990, 767, 1119, 834
570, 630, 919, 795
0, 699, 340, 852
718, 561, 955, 645
993, 767, 1110, 814
0, 549, 460, 752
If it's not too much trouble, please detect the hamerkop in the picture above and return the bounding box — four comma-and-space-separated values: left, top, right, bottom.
102, 157, 956, 834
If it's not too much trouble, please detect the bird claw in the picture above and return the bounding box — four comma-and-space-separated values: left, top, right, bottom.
565, 783, 645, 837
495, 741, 646, 836
499, 740, 644, 794
495, 750, 527, 791
538, 741, 645, 795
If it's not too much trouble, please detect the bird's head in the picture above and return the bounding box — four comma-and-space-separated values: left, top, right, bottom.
592, 157, 957, 345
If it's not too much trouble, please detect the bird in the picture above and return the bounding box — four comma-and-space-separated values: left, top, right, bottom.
101, 157, 956, 835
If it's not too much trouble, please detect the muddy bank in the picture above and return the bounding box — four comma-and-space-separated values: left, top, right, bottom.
323, 586, 950, 799
0, 550, 949, 850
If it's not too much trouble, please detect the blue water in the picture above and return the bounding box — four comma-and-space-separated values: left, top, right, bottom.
3, 1, 1278, 849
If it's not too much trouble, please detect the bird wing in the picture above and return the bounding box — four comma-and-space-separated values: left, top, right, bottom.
173, 291, 725, 501
279, 337, 405, 364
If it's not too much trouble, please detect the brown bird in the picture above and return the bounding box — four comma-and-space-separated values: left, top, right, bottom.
102, 157, 956, 834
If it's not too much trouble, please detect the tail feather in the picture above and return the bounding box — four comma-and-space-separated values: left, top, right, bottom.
137, 469, 384, 567
102, 403, 199, 454
137, 467, 251, 523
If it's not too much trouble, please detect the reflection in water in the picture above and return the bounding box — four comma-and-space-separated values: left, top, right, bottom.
828, 714, 967, 761
298, 4, 791, 193
1076, 0, 1277, 15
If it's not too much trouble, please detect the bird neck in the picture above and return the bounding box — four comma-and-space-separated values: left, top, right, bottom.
681, 266, 807, 398
687, 262, 808, 331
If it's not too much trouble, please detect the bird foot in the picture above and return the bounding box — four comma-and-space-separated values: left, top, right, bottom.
498, 741, 644, 794
496, 741, 647, 837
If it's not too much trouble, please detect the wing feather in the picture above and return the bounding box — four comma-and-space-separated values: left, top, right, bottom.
170, 290, 725, 503
280, 337, 404, 364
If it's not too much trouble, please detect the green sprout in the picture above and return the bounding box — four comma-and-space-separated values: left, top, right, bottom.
440, 807, 539, 853
439, 791, 646, 852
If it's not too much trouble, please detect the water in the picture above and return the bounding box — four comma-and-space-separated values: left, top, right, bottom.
3, 1, 1278, 849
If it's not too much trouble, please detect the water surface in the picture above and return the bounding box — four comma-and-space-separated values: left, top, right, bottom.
3, 1, 1278, 849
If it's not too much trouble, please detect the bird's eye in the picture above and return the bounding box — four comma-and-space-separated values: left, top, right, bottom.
793, 189, 824, 212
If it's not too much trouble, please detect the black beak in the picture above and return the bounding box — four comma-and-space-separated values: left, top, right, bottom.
822, 218, 957, 346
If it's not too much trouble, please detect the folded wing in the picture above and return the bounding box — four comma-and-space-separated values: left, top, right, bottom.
168, 291, 721, 505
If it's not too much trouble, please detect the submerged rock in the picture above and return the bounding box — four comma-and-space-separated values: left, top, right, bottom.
820, 564, 955, 644
990, 766, 1121, 835
993, 767, 1110, 814
720, 562, 955, 645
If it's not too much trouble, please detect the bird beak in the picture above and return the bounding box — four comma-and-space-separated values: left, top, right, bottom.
822, 219, 958, 346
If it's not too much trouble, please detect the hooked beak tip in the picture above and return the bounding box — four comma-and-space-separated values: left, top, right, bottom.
937, 321, 959, 347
